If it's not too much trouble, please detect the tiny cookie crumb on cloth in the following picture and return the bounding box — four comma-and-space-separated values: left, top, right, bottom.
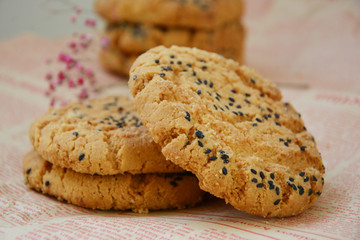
94, 0, 244, 29
129, 46, 325, 217
23, 151, 205, 212
29, 96, 183, 175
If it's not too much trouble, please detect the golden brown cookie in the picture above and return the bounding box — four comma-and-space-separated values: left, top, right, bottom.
23, 151, 205, 212
99, 46, 137, 76
104, 20, 245, 63
95, 0, 244, 30
129, 46, 325, 217
29, 96, 183, 175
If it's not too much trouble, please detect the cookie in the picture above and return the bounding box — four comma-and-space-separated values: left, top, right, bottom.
99, 47, 137, 75
29, 96, 183, 175
23, 151, 205, 212
129, 46, 325, 217
104, 20, 245, 63
95, 0, 244, 30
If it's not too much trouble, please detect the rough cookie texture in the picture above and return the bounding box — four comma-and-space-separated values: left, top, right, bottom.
23, 151, 205, 212
95, 0, 244, 30
129, 46, 325, 217
99, 47, 137, 75
104, 20, 244, 63
29, 96, 183, 175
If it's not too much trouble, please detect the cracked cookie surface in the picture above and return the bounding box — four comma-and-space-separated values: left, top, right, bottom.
29, 96, 183, 175
129, 46, 325, 217
95, 0, 244, 29
23, 151, 205, 212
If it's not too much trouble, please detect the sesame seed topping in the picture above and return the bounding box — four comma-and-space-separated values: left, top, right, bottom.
202, 66, 207, 70
45, 181, 50, 186
274, 199, 281, 205
251, 169, 257, 174
160, 73, 166, 77
229, 97, 235, 102
209, 82, 213, 88
236, 105, 241, 109
170, 181, 177, 187
256, 118, 262, 123
270, 173, 275, 179
250, 78, 256, 84
195, 130, 205, 139
299, 172, 305, 177
317, 191, 322, 196
312, 176, 318, 181
252, 178, 258, 183
203, 80, 208, 85
155, 59, 160, 64
133, 75, 137, 80
274, 113, 280, 119
308, 189, 313, 196
205, 149, 212, 154
186, 141, 190, 145
256, 183, 264, 188
209, 156, 217, 161
260, 172, 265, 179
221, 154, 229, 160
275, 121, 281, 126
245, 93, 251, 97
260, 93, 265, 97
252, 123, 258, 127
73, 132, 79, 137
187, 63, 192, 67
289, 177, 294, 182
78, 154, 85, 161
298, 186, 304, 195
222, 167, 228, 175
284, 142, 289, 147
198, 141, 203, 147
276, 187, 280, 195
170, 55, 175, 59
304, 176, 309, 182
170, 61, 174, 64
244, 99, 250, 104
231, 89, 237, 94
193, 71, 196, 76
232, 111, 238, 115
185, 112, 191, 121
279, 138, 284, 142
300, 146, 306, 151
196, 89, 202, 95
26, 168, 31, 174
213, 105, 218, 110
177, 61, 182, 65
269, 184, 275, 190
219, 150, 225, 154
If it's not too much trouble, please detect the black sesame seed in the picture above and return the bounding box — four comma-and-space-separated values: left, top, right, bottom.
270, 173, 275, 179
250, 78, 256, 84
219, 107, 224, 111
86, 105, 92, 108
133, 75, 137, 80
263, 115, 268, 120
187, 63, 192, 67
256, 183, 264, 188
205, 149, 212, 154
186, 141, 190, 145
213, 105, 218, 110
232, 111, 238, 115
275, 121, 281, 126
160, 73, 166, 77
245, 93, 251, 97
251, 178, 258, 183
195, 130, 205, 139
229, 97, 235, 102
167, 66, 173, 71
268, 180, 273, 185
45, 181, 50, 186
222, 167, 228, 175
78, 154, 85, 161
289, 177, 294, 182
203, 80, 208, 85
287, 139, 292, 143
292, 184, 297, 191
274, 199, 281, 205
284, 142, 289, 147
193, 71, 196, 76
300, 146, 306, 151
251, 169, 257, 174
284, 102, 289, 106
252, 123, 258, 127
177, 61, 182, 65
260, 93, 265, 97
221, 154, 229, 160
185, 112, 191, 121
229, 103, 234, 106
26, 168, 31, 174
175, 177, 183, 181
170, 55, 175, 59
170, 61, 174, 64
202, 66, 207, 70
304, 176, 309, 182
231, 89, 237, 94
209, 82, 213, 88
155, 59, 160, 64
225, 105, 229, 110
303, 126, 307, 131
308, 189, 313, 196
256, 118, 262, 123
196, 89, 202, 95
93, 173, 99, 176
298, 186, 304, 195
276, 187, 280, 195
209, 156, 217, 161
236, 105, 241, 109
279, 138, 284, 142
198, 141, 203, 147
223, 159, 229, 164
170, 181, 178, 187
219, 150, 225, 154
73, 132, 79, 137
260, 172, 265, 179
269, 184, 275, 190
238, 112, 244, 116
312, 176, 318, 182
244, 99, 250, 104
299, 172, 305, 177
274, 113, 280, 119
316, 191, 321, 196
287, 181, 292, 187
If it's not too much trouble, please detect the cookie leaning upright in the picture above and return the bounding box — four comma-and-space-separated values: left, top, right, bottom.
29, 96, 183, 175
129, 46, 325, 217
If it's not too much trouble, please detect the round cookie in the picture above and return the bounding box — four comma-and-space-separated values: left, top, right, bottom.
104, 20, 245, 63
29, 96, 183, 175
23, 151, 205, 212
129, 46, 325, 217
95, 0, 244, 30
99, 47, 137, 76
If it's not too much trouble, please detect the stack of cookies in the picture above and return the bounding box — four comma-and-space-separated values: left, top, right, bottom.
25, 46, 325, 217
95, 0, 245, 75
24, 96, 205, 213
